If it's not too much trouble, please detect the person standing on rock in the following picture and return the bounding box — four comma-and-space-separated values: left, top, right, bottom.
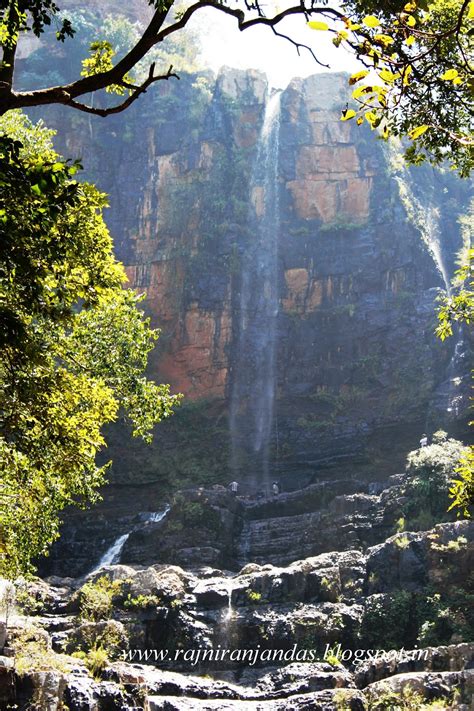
229, 480, 239, 496
420, 433, 428, 448
272, 481, 280, 496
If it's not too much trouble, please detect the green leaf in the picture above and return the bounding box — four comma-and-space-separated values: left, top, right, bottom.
379, 69, 397, 83
440, 69, 458, 81
307, 20, 329, 30
409, 124, 430, 139
363, 15, 381, 28
349, 70, 370, 85
341, 109, 357, 121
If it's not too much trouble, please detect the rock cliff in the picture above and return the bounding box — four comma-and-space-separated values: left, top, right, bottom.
28, 66, 471, 495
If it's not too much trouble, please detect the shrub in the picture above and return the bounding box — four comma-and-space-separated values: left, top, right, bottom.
366, 684, 456, 710
395, 517, 406, 533
123, 593, 161, 609
404, 434, 468, 522
79, 576, 124, 622
11, 624, 71, 675
362, 592, 414, 649
246, 589, 262, 604
73, 645, 109, 679
394, 534, 410, 549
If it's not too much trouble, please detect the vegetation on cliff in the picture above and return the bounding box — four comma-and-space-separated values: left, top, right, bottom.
0, 112, 181, 577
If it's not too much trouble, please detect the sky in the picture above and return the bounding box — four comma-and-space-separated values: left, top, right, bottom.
188, 7, 362, 88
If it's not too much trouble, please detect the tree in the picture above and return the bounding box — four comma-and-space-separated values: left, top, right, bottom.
0, 0, 472, 174
0, 111, 182, 577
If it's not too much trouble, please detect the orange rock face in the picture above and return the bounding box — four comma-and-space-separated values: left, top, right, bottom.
124, 70, 378, 401
286, 95, 374, 223
158, 305, 232, 400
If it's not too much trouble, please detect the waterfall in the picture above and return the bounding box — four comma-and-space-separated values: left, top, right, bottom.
425, 206, 451, 292
224, 582, 233, 622
142, 504, 170, 524
424, 206, 466, 416
230, 90, 281, 483
89, 505, 169, 574
391, 158, 467, 420
94, 533, 130, 570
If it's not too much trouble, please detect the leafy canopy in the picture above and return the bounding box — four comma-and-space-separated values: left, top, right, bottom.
310, 0, 474, 176
0, 111, 182, 577
0, 0, 472, 174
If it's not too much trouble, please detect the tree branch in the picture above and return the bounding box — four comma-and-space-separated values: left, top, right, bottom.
66, 64, 179, 118
0, 1, 345, 114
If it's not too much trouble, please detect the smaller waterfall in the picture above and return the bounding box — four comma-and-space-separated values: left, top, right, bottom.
94, 533, 130, 570
224, 584, 233, 622
425, 207, 451, 291
89, 505, 169, 574
142, 505, 170, 524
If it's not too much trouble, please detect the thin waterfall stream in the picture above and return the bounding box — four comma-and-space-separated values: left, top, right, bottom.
425, 206, 466, 416
393, 164, 467, 420
230, 91, 281, 489
89, 505, 170, 574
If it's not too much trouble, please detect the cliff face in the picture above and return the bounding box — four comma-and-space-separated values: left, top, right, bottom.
33, 67, 470, 487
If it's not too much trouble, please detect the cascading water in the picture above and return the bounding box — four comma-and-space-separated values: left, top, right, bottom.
230, 91, 281, 488
89, 505, 170, 574
93, 533, 130, 570
391, 159, 467, 421
425, 206, 466, 417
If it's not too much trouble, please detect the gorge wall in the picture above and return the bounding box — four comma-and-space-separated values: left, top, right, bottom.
33, 67, 470, 489
20, 53, 471, 528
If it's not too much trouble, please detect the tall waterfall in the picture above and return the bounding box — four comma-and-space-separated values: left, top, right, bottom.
230, 91, 281, 485
391, 160, 467, 421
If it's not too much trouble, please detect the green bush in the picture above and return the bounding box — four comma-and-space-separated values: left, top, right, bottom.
404, 432, 468, 522
11, 624, 71, 675
123, 593, 161, 609
79, 576, 124, 622
73, 645, 109, 679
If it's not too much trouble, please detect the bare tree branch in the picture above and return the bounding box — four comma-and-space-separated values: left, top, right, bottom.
66, 64, 179, 118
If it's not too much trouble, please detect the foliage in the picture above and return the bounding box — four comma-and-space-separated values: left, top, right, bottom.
0, 579, 15, 625
123, 593, 161, 609
0, 112, 181, 577
394, 533, 410, 548
14, 584, 44, 615
72, 645, 109, 678
362, 591, 418, 649
310, 0, 474, 176
171, 494, 222, 532
0, 0, 472, 176
403, 431, 469, 520
435, 215, 473, 516
11, 623, 71, 675
449, 448, 474, 515
363, 582, 474, 651
365, 685, 456, 711
78, 576, 123, 622
246, 589, 262, 603
395, 516, 406, 533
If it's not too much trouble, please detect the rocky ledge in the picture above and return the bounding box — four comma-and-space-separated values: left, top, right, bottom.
1, 520, 473, 709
